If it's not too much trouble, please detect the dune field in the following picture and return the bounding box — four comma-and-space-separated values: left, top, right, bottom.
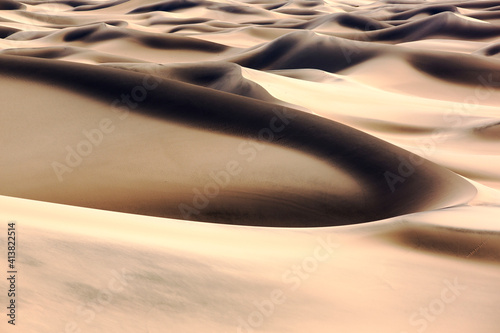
1, 0, 500, 332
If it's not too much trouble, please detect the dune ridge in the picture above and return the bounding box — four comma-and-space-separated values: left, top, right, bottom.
2, 0, 500, 225
0, 53, 476, 226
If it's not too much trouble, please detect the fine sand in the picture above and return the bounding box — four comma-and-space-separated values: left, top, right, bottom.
1, 0, 500, 332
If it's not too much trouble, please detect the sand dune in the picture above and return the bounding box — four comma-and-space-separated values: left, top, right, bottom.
1, 0, 500, 332
2, 195, 500, 333
0, 54, 476, 226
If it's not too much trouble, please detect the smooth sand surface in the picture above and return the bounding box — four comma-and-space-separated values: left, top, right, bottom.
1, 0, 499, 332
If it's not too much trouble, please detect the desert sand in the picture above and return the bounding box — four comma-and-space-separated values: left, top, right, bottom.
0, 0, 499, 332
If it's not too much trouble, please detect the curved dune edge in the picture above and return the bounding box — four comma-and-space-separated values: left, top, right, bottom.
335, 205, 500, 264
379, 219, 500, 263
2, 194, 500, 332
0, 54, 476, 227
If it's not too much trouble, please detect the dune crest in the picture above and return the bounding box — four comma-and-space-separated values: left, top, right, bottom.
0, 54, 477, 226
